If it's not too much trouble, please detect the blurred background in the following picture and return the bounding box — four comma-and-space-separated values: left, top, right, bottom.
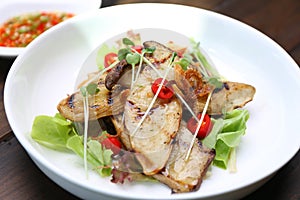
102, 0, 300, 65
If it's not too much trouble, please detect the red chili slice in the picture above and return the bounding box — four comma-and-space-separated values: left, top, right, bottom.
131, 45, 143, 53
151, 78, 174, 99
187, 113, 212, 139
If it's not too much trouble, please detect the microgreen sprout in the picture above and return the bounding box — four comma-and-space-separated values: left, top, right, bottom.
86, 83, 100, 95
80, 83, 100, 97
143, 46, 156, 54
80, 86, 87, 97
79, 82, 100, 178
134, 46, 156, 82
131, 52, 177, 137
126, 53, 141, 88
117, 37, 136, 61
117, 37, 138, 62
118, 48, 131, 61
126, 53, 140, 65
122, 37, 135, 46
170, 52, 177, 62
119, 37, 157, 87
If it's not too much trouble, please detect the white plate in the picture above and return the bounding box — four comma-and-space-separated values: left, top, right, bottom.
0, 0, 101, 57
4, 3, 300, 200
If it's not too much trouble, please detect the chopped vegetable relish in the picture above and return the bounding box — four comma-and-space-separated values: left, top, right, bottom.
0, 11, 74, 47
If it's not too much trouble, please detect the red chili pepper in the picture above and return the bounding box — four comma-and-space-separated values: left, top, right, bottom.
37, 23, 45, 32
151, 78, 174, 99
187, 113, 212, 139
131, 45, 143, 53
101, 136, 122, 155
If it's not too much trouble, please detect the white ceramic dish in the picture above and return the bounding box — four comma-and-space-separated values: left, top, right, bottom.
0, 0, 101, 57
4, 3, 300, 200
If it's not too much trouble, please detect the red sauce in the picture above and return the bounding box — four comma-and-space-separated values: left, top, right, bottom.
0, 11, 74, 47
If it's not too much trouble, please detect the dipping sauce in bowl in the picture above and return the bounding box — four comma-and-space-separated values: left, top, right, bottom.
0, 11, 74, 47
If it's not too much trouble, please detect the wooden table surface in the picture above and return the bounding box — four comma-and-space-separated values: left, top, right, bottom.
0, 0, 299, 199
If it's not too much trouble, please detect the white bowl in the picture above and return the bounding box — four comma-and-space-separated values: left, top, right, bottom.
4, 3, 300, 200
0, 0, 101, 57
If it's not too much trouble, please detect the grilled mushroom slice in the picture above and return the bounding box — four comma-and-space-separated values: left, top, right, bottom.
57, 73, 129, 122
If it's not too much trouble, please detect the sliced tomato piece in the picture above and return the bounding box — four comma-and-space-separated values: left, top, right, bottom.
101, 136, 122, 155
104, 52, 118, 68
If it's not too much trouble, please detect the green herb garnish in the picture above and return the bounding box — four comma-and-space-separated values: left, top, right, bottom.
126, 53, 140, 65
86, 83, 100, 95
142, 46, 156, 54
80, 83, 100, 97
122, 38, 135, 46
118, 48, 131, 61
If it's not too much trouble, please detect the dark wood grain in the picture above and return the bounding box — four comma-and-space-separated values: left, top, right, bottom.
213, 0, 300, 64
0, 137, 78, 200
0, 0, 299, 199
0, 57, 14, 141
102, 0, 300, 65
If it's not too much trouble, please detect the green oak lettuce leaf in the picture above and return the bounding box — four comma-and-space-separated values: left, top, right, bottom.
31, 113, 76, 151
213, 140, 231, 169
87, 139, 113, 176
201, 118, 224, 149
66, 135, 113, 177
96, 44, 118, 70
222, 109, 249, 133
203, 109, 250, 169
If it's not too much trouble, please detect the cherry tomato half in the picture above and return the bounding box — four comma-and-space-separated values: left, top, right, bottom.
104, 52, 118, 68
187, 113, 212, 139
151, 78, 174, 99
131, 45, 143, 54
101, 137, 122, 155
